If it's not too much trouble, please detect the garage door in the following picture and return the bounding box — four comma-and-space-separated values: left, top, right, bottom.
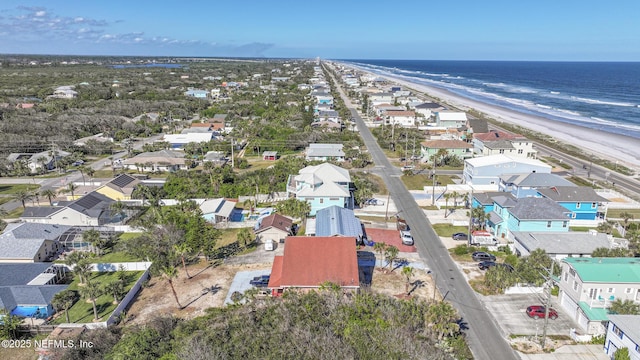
577, 309, 589, 331
560, 291, 578, 319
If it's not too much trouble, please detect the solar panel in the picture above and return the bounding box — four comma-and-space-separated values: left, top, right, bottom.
110, 174, 136, 188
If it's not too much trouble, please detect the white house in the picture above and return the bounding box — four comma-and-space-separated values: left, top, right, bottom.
463, 154, 552, 186
604, 315, 640, 360
436, 111, 468, 128
305, 143, 345, 162
385, 110, 416, 127
163, 133, 213, 149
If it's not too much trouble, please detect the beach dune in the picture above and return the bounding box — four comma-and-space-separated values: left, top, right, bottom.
342, 63, 640, 171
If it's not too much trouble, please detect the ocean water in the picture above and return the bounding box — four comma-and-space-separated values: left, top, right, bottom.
343, 60, 640, 139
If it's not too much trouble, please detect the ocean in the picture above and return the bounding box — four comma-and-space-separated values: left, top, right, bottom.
343, 60, 640, 140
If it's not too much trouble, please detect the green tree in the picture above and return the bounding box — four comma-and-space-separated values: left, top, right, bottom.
51, 289, 78, 323
0, 308, 22, 339
402, 266, 414, 295
40, 188, 57, 206
173, 243, 193, 279
104, 281, 125, 305
162, 265, 182, 309
80, 281, 102, 321
373, 242, 387, 270
62, 183, 79, 199
470, 206, 489, 230
613, 347, 630, 360
74, 259, 93, 286
384, 245, 399, 271
619, 212, 634, 231
83, 229, 104, 256
12, 189, 34, 208
425, 301, 460, 340
237, 228, 254, 248
609, 299, 640, 315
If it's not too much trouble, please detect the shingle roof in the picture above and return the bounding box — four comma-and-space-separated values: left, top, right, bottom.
67, 191, 113, 218
563, 257, 640, 283
0, 263, 54, 286
0, 223, 70, 260
512, 231, 611, 255
21, 206, 63, 218
306, 144, 345, 158
315, 206, 362, 238
607, 315, 640, 343
467, 119, 489, 133
268, 236, 359, 288
1, 285, 69, 308
536, 186, 609, 203
473, 192, 507, 206
509, 197, 569, 220
415, 102, 442, 109
483, 140, 515, 150
501, 173, 575, 187
386, 111, 415, 117
256, 213, 293, 234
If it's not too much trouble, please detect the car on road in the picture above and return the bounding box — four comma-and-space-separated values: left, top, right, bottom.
452, 232, 468, 241
526, 305, 558, 320
401, 165, 415, 172
478, 260, 496, 270
400, 230, 414, 246
472, 251, 496, 262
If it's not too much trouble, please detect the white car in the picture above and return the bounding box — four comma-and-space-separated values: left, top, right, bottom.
400, 230, 414, 245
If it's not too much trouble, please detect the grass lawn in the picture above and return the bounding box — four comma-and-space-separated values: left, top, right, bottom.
0, 184, 40, 195
431, 224, 469, 237
0, 197, 12, 206
91, 251, 142, 263
607, 208, 640, 219
217, 228, 242, 248
4, 207, 25, 219
51, 270, 144, 324
401, 174, 429, 190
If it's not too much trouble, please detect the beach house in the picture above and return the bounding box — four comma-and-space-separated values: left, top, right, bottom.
419, 139, 473, 163
603, 315, 640, 360
511, 231, 615, 260
499, 173, 575, 198
0, 223, 71, 263
436, 111, 468, 128
463, 154, 552, 186
385, 110, 416, 127
121, 149, 188, 172
307, 206, 364, 244
305, 143, 345, 162
286, 163, 353, 216
558, 257, 640, 335
536, 186, 608, 223
473, 131, 537, 158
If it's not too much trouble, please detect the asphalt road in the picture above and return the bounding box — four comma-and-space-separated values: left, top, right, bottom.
326, 66, 518, 360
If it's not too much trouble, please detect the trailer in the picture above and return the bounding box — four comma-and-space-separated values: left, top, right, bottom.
470, 231, 497, 246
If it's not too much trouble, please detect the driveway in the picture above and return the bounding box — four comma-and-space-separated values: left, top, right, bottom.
224, 269, 271, 305
480, 294, 581, 337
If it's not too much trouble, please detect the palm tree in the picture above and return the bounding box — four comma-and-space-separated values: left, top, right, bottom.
80, 282, 102, 321
162, 265, 182, 309
173, 243, 193, 279
425, 301, 460, 340
74, 259, 93, 285
36, 156, 48, 174
619, 211, 634, 231
443, 192, 452, 218
237, 228, 254, 248
62, 183, 79, 199
609, 299, 640, 315
109, 200, 126, 220
385, 245, 399, 271
402, 266, 414, 295
12, 189, 34, 209
104, 281, 125, 304
77, 165, 88, 185
471, 206, 489, 230
51, 289, 78, 323
82, 229, 103, 256
86, 167, 95, 181
40, 188, 57, 206
373, 242, 387, 269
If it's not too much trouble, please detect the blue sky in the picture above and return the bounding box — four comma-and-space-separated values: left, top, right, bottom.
2, 1, 639, 61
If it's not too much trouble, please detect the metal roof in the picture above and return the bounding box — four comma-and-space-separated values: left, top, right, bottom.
316, 206, 363, 238
563, 257, 640, 283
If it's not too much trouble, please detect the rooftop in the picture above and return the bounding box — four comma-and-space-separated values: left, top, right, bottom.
509, 197, 569, 220
564, 257, 640, 283
512, 231, 611, 255
315, 206, 362, 238
607, 315, 640, 342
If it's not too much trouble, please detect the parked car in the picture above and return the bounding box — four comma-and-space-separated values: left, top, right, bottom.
400, 230, 414, 246
250, 275, 270, 287
478, 260, 496, 270
452, 232, 468, 241
526, 305, 558, 320
471, 251, 496, 262
72, 160, 85, 166
396, 217, 409, 232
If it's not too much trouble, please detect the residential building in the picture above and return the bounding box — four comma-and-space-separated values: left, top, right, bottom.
487, 196, 570, 240
420, 140, 473, 163
199, 198, 237, 224
414, 102, 444, 120
310, 206, 363, 243
0, 223, 71, 263
511, 231, 614, 260
95, 174, 140, 201
385, 110, 416, 127
262, 151, 278, 161
286, 163, 353, 216
305, 143, 345, 162
463, 154, 552, 186
558, 257, 640, 335
537, 186, 609, 222
267, 236, 359, 296
184, 89, 208, 98
473, 131, 537, 158
21, 191, 117, 226
604, 315, 640, 360
163, 133, 213, 149
436, 111, 468, 128
121, 149, 188, 172
499, 173, 575, 198
254, 213, 293, 244
8, 150, 71, 174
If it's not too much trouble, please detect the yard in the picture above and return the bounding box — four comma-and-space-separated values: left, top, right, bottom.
50, 270, 144, 324
0, 184, 40, 195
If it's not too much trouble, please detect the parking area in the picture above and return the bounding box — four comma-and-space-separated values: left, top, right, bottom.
364, 228, 417, 252
224, 269, 271, 305
481, 294, 580, 336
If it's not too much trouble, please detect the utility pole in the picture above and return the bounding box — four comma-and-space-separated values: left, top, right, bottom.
540, 261, 555, 349
467, 187, 474, 244
384, 192, 391, 220
431, 158, 437, 206
230, 137, 234, 169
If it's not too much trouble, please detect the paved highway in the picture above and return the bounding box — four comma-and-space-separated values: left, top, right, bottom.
327, 65, 518, 360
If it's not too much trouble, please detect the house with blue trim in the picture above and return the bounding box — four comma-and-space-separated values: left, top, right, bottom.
463, 154, 552, 186
536, 186, 608, 223
558, 257, 640, 336
604, 315, 640, 360
487, 196, 570, 241
499, 173, 575, 198
286, 163, 353, 216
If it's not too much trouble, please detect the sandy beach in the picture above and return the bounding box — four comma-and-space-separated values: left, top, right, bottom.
341, 63, 640, 172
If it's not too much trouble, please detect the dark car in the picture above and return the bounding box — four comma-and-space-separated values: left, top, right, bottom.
526, 305, 558, 320
250, 275, 270, 287
472, 251, 496, 262
478, 260, 496, 270
452, 232, 468, 241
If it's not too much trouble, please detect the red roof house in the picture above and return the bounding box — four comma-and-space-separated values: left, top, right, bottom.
267, 236, 359, 296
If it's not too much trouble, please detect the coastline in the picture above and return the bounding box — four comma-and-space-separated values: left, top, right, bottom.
341, 63, 640, 171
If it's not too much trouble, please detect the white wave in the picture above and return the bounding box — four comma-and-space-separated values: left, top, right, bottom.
550, 91, 560, 95
557, 109, 581, 116
536, 104, 552, 109
570, 96, 635, 107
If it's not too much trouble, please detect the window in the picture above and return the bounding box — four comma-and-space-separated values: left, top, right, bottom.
576, 202, 581, 209
499, 149, 505, 154
608, 288, 615, 294
572, 212, 577, 219
329, 197, 339, 201
569, 268, 576, 276
563, 221, 568, 228
547, 221, 552, 228
564, 272, 568, 281
518, 149, 523, 154
625, 288, 632, 294
573, 281, 578, 291
612, 324, 624, 339
319, 198, 324, 204
591, 202, 597, 209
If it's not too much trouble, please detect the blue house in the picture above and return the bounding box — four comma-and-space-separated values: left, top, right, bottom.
499, 173, 575, 198
184, 89, 208, 98
0, 263, 68, 319
286, 163, 353, 216
488, 196, 570, 240
536, 186, 608, 222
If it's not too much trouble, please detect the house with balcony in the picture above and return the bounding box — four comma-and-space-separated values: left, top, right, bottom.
419, 139, 473, 163
286, 163, 353, 216
305, 143, 345, 162
558, 257, 640, 335
463, 154, 552, 186
436, 111, 468, 129
385, 110, 416, 127
536, 186, 608, 223
473, 131, 537, 158
604, 315, 640, 360
499, 173, 575, 198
